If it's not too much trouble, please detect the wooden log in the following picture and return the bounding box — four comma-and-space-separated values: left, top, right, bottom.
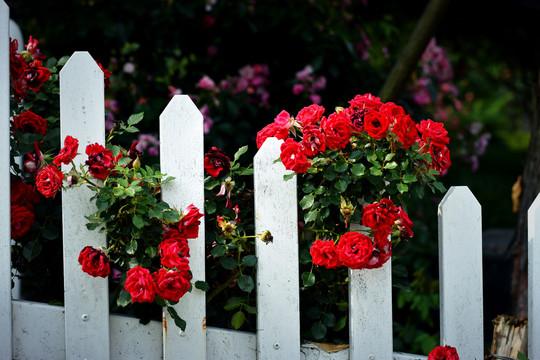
489, 315, 528, 358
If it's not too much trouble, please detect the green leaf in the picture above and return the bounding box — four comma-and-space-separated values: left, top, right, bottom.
124, 186, 135, 197
23, 240, 42, 261
113, 187, 124, 197
321, 312, 336, 327
334, 179, 348, 193
132, 215, 144, 229
127, 112, 144, 125
433, 181, 447, 193
126, 239, 138, 255
219, 257, 238, 270
402, 173, 418, 183
396, 183, 409, 194
211, 244, 227, 257
204, 201, 217, 214
238, 275, 255, 292
333, 316, 347, 332
283, 172, 296, 181
334, 159, 349, 172
241, 255, 257, 267
350, 163, 366, 177
231, 311, 245, 329
299, 194, 315, 210
243, 304, 257, 314
301, 272, 316, 287
517, 351, 529, 360
145, 246, 157, 257
148, 207, 163, 219
204, 178, 220, 190
224, 297, 244, 310
195, 281, 210, 292
384, 161, 398, 169
117, 157, 131, 166
385, 153, 396, 161
167, 306, 186, 331
304, 209, 318, 224
370, 166, 383, 176
233, 145, 248, 163
117, 290, 132, 307
311, 322, 327, 340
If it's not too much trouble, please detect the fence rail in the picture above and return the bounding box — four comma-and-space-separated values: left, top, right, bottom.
2, 2, 539, 359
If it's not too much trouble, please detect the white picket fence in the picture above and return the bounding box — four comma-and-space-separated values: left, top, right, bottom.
2, 3, 540, 360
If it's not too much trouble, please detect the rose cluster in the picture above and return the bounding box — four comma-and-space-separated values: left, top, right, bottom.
10, 36, 50, 103
310, 198, 412, 270
257, 93, 451, 175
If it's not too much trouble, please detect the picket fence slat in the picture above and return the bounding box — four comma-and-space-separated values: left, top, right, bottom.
528, 193, 540, 358
438, 186, 483, 360
160, 95, 206, 359
254, 137, 301, 359
0, 3, 12, 360
59, 51, 111, 360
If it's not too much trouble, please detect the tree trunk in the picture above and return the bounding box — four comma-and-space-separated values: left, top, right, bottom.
511, 70, 540, 317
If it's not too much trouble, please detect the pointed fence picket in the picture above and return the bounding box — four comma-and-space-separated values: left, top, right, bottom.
2, 5, 540, 359
529, 193, 540, 358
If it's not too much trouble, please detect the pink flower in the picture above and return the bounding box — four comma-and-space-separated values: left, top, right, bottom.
197, 75, 216, 90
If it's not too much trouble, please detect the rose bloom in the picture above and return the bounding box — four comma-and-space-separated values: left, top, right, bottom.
310, 239, 341, 269
336, 232, 374, 270
256, 121, 290, 149
365, 239, 392, 269
125, 266, 156, 303
159, 237, 190, 270
11, 205, 35, 240
24, 59, 51, 93
13, 110, 47, 136
429, 142, 451, 174
53, 135, 79, 166
10, 39, 28, 102
379, 101, 406, 118
392, 114, 419, 149
416, 119, 449, 145
348, 93, 382, 111
361, 198, 399, 233
296, 104, 325, 127
204, 146, 230, 177
428, 345, 459, 360
177, 204, 204, 239
364, 110, 391, 139
35, 164, 64, 199
153, 268, 192, 302
302, 124, 326, 157
396, 206, 414, 239
85, 143, 115, 179
78, 246, 110, 278
11, 178, 40, 210
280, 138, 310, 174
320, 111, 351, 150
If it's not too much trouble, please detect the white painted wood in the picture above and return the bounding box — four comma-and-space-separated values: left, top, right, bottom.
207, 327, 257, 360
438, 186, 483, 359
528, 193, 540, 358
110, 314, 163, 360
0, 3, 12, 360
393, 353, 428, 360
347, 223, 393, 360
9, 18, 22, 49
254, 137, 300, 360
60, 51, 110, 360
159, 95, 206, 359
300, 343, 349, 360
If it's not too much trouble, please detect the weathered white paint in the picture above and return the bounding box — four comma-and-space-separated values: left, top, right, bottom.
0, 3, 12, 360
206, 327, 257, 360
254, 137, 300, 360
348, 222, 393, 360
60, 52, 110, 360
438, 186, 483, 360
9, 18, 22, 49
529, 193, 540, 358
159, 95, 206, 359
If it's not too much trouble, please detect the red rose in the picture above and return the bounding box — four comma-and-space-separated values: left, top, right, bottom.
336, 232, 374, 270
10, 38, 28, 102
310, 239, 341, 269
320, 111, 351, 150
204, 147, 230, 177
159, 237, 191, 270
96, 61, 112, 91
153, 268, 191, 302
125, 266, 156, 303
35, 164, 64, 199
396, 207, 414, 239
177, 204, 204, 239
24, 143, 43, 173
428, 345, 459, 360
301, 124, 326, 157
361, 198, 399, 233
296, 104, 325, 127
85, 143, 115, 179
280, 138, 310, 173
365, 238, 392, 269
348, 93, 382, 111
379, 101, 405, 118
24, 35, 46, 60
256, 121, 290, 149
11, 205, 35, 240
24, 59, 51, 93
53, 135, 79, 166
344, 107, 369, 133
392, 114, 419, 149
13, 110, 47, 136
416, 119, 449, 145
364, 110, 390, 139
78, 246, 110, 278
11, 177, 40, 210
429, 142, 451, 174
